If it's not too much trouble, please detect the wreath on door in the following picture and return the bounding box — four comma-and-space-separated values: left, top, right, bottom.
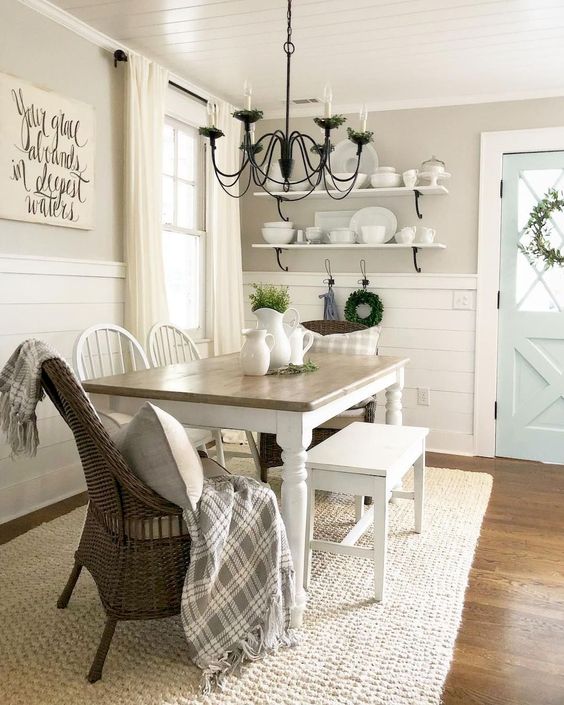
344, 289, 384, 327
519, 188, 564, 268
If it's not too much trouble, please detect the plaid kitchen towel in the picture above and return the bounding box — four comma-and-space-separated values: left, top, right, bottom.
181, 474, 297, 693
0, 339, 67, 457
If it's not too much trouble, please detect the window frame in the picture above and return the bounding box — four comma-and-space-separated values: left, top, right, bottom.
162, 114, 207, 340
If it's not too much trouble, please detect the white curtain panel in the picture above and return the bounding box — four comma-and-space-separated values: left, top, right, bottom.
207, 100, 245, 356
124, 54, 170, 342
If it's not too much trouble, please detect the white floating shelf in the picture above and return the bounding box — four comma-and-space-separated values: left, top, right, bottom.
252, 243, 446, 250
252, 242, 446, 273
252, 185, 448, 198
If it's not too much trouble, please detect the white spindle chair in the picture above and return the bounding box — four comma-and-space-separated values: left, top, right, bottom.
148, 323, 262, 475
73, 324, 212, 453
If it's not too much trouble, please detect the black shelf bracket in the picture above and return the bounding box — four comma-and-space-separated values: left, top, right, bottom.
414, 189, 423, 219
275, 196, 290, 222
412, 247, 422, 273
274, 247, 289, 272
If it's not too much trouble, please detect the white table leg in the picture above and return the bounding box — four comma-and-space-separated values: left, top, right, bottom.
385, 368, 404, 426
373, 478, 388, 602
276, 413, 312, 628
386, 369, 404, 502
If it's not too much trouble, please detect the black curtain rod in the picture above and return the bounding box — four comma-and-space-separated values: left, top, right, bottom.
113, 50, 208, 105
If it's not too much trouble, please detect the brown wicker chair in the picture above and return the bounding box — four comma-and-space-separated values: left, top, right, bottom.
41, 358, 193, 682
259, 320, 377, 483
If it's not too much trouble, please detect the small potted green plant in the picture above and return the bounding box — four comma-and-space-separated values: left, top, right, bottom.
249, 283, 298, 369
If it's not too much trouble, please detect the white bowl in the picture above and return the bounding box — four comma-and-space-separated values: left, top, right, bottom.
261, 228, 296, 245
263, 221, 294, 229
373, 166, 396, 173
359, 225, 387, 244
328, 173, 368, 189
370, 172, 402, 188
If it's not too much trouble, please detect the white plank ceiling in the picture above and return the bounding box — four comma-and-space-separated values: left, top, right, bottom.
50, 0, 564, 112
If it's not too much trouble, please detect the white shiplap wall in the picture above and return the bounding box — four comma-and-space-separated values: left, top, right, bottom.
0, 254, 125, 523
243, 271, 477, 455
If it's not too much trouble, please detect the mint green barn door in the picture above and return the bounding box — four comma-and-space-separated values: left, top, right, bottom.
496, 152, 564, 463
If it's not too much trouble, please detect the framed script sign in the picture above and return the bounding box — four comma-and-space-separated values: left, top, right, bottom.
0, 72, 95, 230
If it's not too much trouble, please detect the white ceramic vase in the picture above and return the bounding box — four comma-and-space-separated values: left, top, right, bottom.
253, 307, 299, 369
240, 329, 275, 376
289, 326, 314, 365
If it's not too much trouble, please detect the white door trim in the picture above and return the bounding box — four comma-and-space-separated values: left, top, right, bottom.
475, 126, 564, 457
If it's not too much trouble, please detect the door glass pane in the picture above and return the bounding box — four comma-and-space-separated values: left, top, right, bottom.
177, 181, 195, 230
162, 230, 200, 330
516, 168, 564, 312
162, 175, 174, 225
178, 130, 195, 181
163, 124, 175, 176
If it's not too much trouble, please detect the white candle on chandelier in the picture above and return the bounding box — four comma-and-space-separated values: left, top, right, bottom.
207, 101, 214, 127
244, 80, 252, 111
360, 104, 368, 132
323, 84, 332, 118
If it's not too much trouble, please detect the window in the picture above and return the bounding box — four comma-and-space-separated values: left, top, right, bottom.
162, 116, 205, 336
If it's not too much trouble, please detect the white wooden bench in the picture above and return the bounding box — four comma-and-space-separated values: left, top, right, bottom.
305, 422, 429, 601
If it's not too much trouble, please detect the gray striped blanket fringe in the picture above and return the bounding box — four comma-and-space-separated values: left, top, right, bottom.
181, 474, 298, 693
0, 339, 66, 457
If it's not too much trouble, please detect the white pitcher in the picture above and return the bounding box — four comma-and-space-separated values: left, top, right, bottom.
289, 326, 314, 365
253, 307, 299, 369
240, 329, 275, 376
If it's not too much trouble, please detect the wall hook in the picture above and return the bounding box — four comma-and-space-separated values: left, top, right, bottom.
323, 258, 335, 288
358, 259, 370, 289
274, 247, 289, 272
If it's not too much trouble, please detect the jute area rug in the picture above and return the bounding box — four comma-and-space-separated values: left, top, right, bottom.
1, 459, 492, 705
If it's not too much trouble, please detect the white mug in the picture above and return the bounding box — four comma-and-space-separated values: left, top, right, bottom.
289, 326, 314, 365
359, 225, 387, 243
402, 169, 418, 189
416, 226, 436, 243
395, 226, 416, 244
328, 228, 355, 244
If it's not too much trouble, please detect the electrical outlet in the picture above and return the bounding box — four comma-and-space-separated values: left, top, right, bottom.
453, 291, 474, 310
417, 387, 430, 406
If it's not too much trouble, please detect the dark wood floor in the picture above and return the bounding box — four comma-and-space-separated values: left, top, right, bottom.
1, 453, 563, 704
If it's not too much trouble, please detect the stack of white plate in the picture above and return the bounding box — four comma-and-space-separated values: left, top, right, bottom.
261, 221, 295, 244
370, 166, 402, 188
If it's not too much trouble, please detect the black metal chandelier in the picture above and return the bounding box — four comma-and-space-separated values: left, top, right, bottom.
199, 0, 374, 220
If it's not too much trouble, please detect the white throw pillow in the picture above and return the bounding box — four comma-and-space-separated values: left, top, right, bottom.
113, 402, 204, 511
310, 326, 381, 356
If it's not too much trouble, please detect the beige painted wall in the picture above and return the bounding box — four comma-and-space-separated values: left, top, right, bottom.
0, 1, 123, 262
241, 97, 564, 274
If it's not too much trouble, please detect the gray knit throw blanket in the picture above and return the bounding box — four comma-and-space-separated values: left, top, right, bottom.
181, 474, 297, 693
0, 339, 64, 456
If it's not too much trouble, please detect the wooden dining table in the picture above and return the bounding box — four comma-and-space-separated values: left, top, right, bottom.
83, 351, 408, 627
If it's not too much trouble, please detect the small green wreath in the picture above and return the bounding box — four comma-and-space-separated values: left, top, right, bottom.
346, 127, 374, 146
313, 115, 347, 130
519, 188, 564, 268
344, 289, 383, 327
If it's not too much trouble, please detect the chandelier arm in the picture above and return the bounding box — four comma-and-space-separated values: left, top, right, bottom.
210, 144, 250, 180
214, 166, 253, 199
289, 131, 326, 174
251, 136, 281, 187
291, 136, 324, 190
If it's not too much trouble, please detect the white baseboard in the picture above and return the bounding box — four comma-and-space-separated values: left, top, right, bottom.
0, 462, 86, 524
427, 430, 474, 456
